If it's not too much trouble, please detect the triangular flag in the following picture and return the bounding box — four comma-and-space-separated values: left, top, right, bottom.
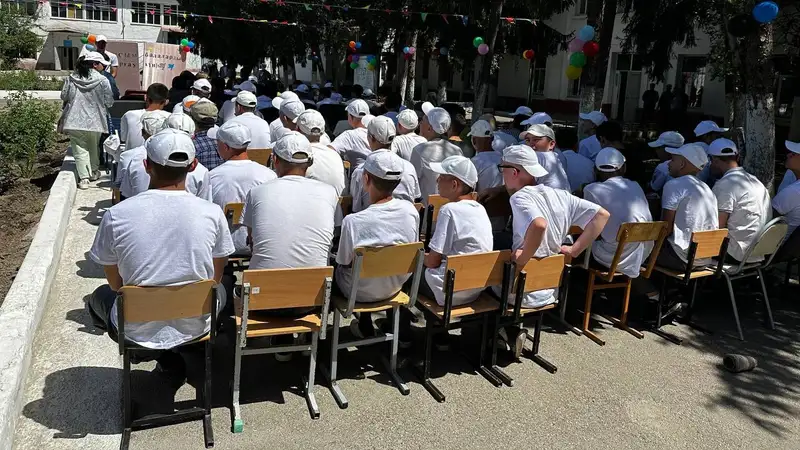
148, 9, 154, 15
75, 3, 82, 8
164, 7, 172, 14
420, 12, 427, 22
505, 17, 514, 24
323, 4, 331, 11
182, 13, 186, 18
442, 14, 448, 24
208, 15, 213, 23
304, 4, 311, 10
111, 7, 117, 12
361, 4, 370, 9
461, 15, 468, 25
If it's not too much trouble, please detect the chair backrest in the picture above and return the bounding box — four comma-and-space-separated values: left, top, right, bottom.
428, 193, 479, 223
742, 217, 788, 266
339, 196, 353, 218
224, 202, 244, 225
774, 224, 800, 263
242, 266, 334, 311
248, 148, 272, 167
445, 250, 512, 292
691, 229, 729, 260
517, 254, 566, 292
609, 221, 669, 278
119, 280, 215, 323
356, 242, 424, 279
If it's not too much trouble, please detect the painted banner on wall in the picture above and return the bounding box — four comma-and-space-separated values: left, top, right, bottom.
105, 41, 141, 94
141, 43, 186, 89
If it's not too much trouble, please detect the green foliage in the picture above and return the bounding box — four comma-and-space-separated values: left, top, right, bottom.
0, 71, 64, 91
0, 92, 60, 180
0, 8, 43, 69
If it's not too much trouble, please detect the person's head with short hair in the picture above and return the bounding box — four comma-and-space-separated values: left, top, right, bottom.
346, 99, 370, 128
367, 116, 397, 150
666, 143, 708, 178
594, 147, 627, 181
189, 99, 218, 131
191, 78, 212, 98
648, 131, 685, 162
362, 151, 403, 202
234, 90, 257, 116
385, 92, 402, 112
144, 82, 169, 109
140, 110, 170, 140
500, 145, 548, 194
351, 84, 364, 99
430, 155, 478, 201
449, 113, 467, 138
649, 83, 656, 90
579, 111, 607, 136
279, 100, 305, 130
707, 138, 740, 178
785, 141, 800, 173
319, 87, 332, 100
272, 132, 313, 177
144, 128, 198, 189
665, 84, 673, 92
420, 102, 451, 140
694, 120, 728, 144
296, 109, 326, 143
595, 121, 623, 148
166, 113, 196, 136
520, 124, 556, 152
214, 121, 252, 161
396, 109, 419, 134
511, 106, 533, 131
95, 35, 108, 52
469, 120, 494, 153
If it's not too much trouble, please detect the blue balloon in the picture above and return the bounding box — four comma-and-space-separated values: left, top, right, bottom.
187, 41, 195, 49
753, 1, 778, 23
403, 46, 410, 54
578, 25, 595, 42
440, 47, 449, 56
85, 44, 95, 51
355, 42, 362, 49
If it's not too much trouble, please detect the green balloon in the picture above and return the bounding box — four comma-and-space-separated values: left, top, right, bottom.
350, 62, 359, 69
180, 38, 189, 46
473, 37, 484, 48
80, 37, 89, 44
570, 52, 587, 68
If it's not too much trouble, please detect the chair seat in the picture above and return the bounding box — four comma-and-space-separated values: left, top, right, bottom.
333, 291, 410, 314
235, 303, 321, 337
507, 303, 557, 316
416, 293, 500, 320
721, 262, 761, 275
654, 266, 715, 280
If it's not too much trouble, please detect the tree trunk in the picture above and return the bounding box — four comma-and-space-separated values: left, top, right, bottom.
399, 31, 410, 106
579, 0, 617, 129
472, 0, 504, 121
404, 31, 418, 108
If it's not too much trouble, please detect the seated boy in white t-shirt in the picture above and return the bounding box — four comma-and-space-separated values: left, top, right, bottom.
335, 151, 420, 338
647, 131, 684, 193
519, 124, 570, 191
773, 140, 800, 238
87, 129, 234, 383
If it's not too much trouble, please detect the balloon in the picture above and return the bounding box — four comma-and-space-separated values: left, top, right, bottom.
578, 25, 595, 42
350, 62, 359, 69
87, 34, 96, 44
753, 1, 779, 23
565, 65, 583, 80
568, 38, 584, 52
349, 41, 356, 49
187, 41, 195, 49
582, 41, 599, 57
477, 43, 490, 55
440, 47, 449, 56
403, 46, 410, 54
355, 41, 362, 49
85, 44, 95, 51
473, 37, 484, 48
728, 14, 758, 38
180, 38, 189, 46
183, 45, 191, 53
569, 52, 587, 68
523, 49, 534, 60
408, 47, 416, 54
80, 37, 88, 44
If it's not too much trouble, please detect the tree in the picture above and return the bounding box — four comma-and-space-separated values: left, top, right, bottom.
0, 8, 42, 69
579, 0, 617, 117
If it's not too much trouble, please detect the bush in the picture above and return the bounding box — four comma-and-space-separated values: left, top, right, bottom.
0, 71, 64, 91
0, 91, 60, 181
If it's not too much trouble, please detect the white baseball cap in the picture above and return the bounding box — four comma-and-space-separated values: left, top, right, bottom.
512, 106, 534, 117
324, 82, 333, 88
502, 145, 548, 178
95, 35, 108, 43
256, 95, 272, 110
648, 131, 685, 148
273, 132, 312, 164
191, 78, 212, 93
235, 91, 257, 108
367, 115, 396, 145
216, 121, 252, 149
579, 111, 607, 126
522, 112, 553, 126
397, 109, 419, 130
311, 83, 320, 89
271, 91, 300, 109
468, 120, 493, 138
595, 147, 626, 172
234, 80, 257, 93
83, 51, 107, 65
422, 103, 452, 135
166, 113, 196, 136
694, 120, 728, 137
146, 128, 196, 167
519, 124, 555, 141
786, 140, 800, 155
430, 155, 479, 188
364, 150, 404, 181
361, 114, 375, 129
707, 138, 738, 156
279, 100, 305, 123
346, 99, 370, 118
666, 143, 709, 170
181, 94, 200, 113
141, 110, 170, 136
363, 88, 375, 98
297, 110, 326, 136
295, 84, 310, 93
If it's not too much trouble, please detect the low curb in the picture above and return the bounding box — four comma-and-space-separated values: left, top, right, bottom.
0, 154, 77, 450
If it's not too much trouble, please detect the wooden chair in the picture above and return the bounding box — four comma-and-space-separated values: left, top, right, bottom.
338, 196, 353, 218
232, 267, 333, 430
423, 193, 479, 248
343, 160, 352, 194
223, 202, 249, 271
581, 221, 669, 346
490, 255, 567, 385
414, 251, 513, 402
652, 229, 729, 344
117, 280, 218, 449
112, 187, 121, 205
321, 243, 424, 409
247, 148, 272, 167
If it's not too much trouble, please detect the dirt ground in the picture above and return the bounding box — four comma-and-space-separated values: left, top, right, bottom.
0, 144, 66, 304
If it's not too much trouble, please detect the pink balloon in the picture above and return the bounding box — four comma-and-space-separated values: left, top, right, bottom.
568, 39, 585, 52
477, 43, 490, 55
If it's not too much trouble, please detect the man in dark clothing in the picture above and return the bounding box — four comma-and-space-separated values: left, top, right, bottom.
642, 83, 659, 123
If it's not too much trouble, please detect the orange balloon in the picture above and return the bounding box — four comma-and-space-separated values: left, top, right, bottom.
348, 41, 356, 49
87, 34, 96, 44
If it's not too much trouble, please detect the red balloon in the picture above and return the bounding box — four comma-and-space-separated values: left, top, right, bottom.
583, 41, 600, 58
523, 49, 535, 60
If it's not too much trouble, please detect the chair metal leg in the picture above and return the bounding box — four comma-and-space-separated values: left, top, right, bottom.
649, 276, 682, 345
725, 274, 745, 341
582, 273, 605, 346
203, 341, 214, 448
476, 314, 503, 387
488, 316, 514, 387
552, 267, 582, 336
231, 329, 244, 433
757, 269, 775, 330
306, 331, 321, 419
327, 310, 348, 409
414, 321, 445, 402
529, 313, 557, 373
383, 306, 410, 396
120, 350, 132, 450
605, 279, 644, 339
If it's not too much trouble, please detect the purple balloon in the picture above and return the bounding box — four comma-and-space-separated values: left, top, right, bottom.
477, 43, 490, 55
568, 39, 585, 52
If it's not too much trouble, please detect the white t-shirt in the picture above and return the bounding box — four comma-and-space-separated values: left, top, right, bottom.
330, 127, 371, 167
713, 168, 771, 262
650, 161, 671, 192
104, 51, 119, 70
426, 200, 493, 306
306, 142, 346, 196
350, 150, 421, 212
472, 151, 503, 191
219, 99, 236, 124
772, 179, 800, 237
209, 159, 277, 254
410, 139, 464, 204
778, 170, 796, 194
118, 145, 212, 201
662, 175, 719, 263
228, 112, 272, 149
535, 151, 571, 191
557, 150, 595, 192
335, 199, 420, 302
498, 185, 600, 307
392, 133, 427, 161
89, 189, 234, 349
244, 175, 338, 269
119, 109, 145, 149
579, 135, 602, 161
584, 177, 654, 278
269, 117, 284, 141
493, 131, 519, 153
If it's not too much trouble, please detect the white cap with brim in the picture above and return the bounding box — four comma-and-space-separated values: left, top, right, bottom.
666, 143, 709, 170
512, 106, 534, 117
206, 125, 220, 140
141, 110, 171, 136
694, 120, 728, 137
707, 138, 738, 157
191, 79, 212, 93
367, 115, 397, 145
364, 150, 404, 181
297, 110, 327, 136
83, 51, 108, 65
522, 112, 553, 126
579, 111, 607, 126
235, 91, 257, 108
595, 147, 626, 172
233, 80, 257, 93
167, 113, 196, 136
279, 100, 305, 123
648, 131, 685, 148
397, 109, 419, 130
181, 94, 200, 113
346, 99, 370, 118
786, 140, 800, 154
468, 120, 493, 138
273, 132, 312, 164
96, 35, 108, 43
429, 155, 479, 188
502, 145, 548, 178
271, 91, 299, 110
519, 124, 555, 141
423, 106, 451, 135
216, 122, 252, 149
146, 129, 196, 167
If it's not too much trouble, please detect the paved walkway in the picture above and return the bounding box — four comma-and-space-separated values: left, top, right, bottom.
14, 174, 800, 449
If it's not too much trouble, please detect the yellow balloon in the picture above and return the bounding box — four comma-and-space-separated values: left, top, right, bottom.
565, 65, 583, 80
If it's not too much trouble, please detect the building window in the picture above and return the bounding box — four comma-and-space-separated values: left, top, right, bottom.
131, 2, 161, 25
575, 0, 588, 15
51, 0, 117, 21
569, 79, 581, 98
5, 0, 37, 16
162, 4, 181, 27
530, 54, 548, 95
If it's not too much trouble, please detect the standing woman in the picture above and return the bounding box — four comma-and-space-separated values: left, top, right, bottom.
60, 51, 114, 189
